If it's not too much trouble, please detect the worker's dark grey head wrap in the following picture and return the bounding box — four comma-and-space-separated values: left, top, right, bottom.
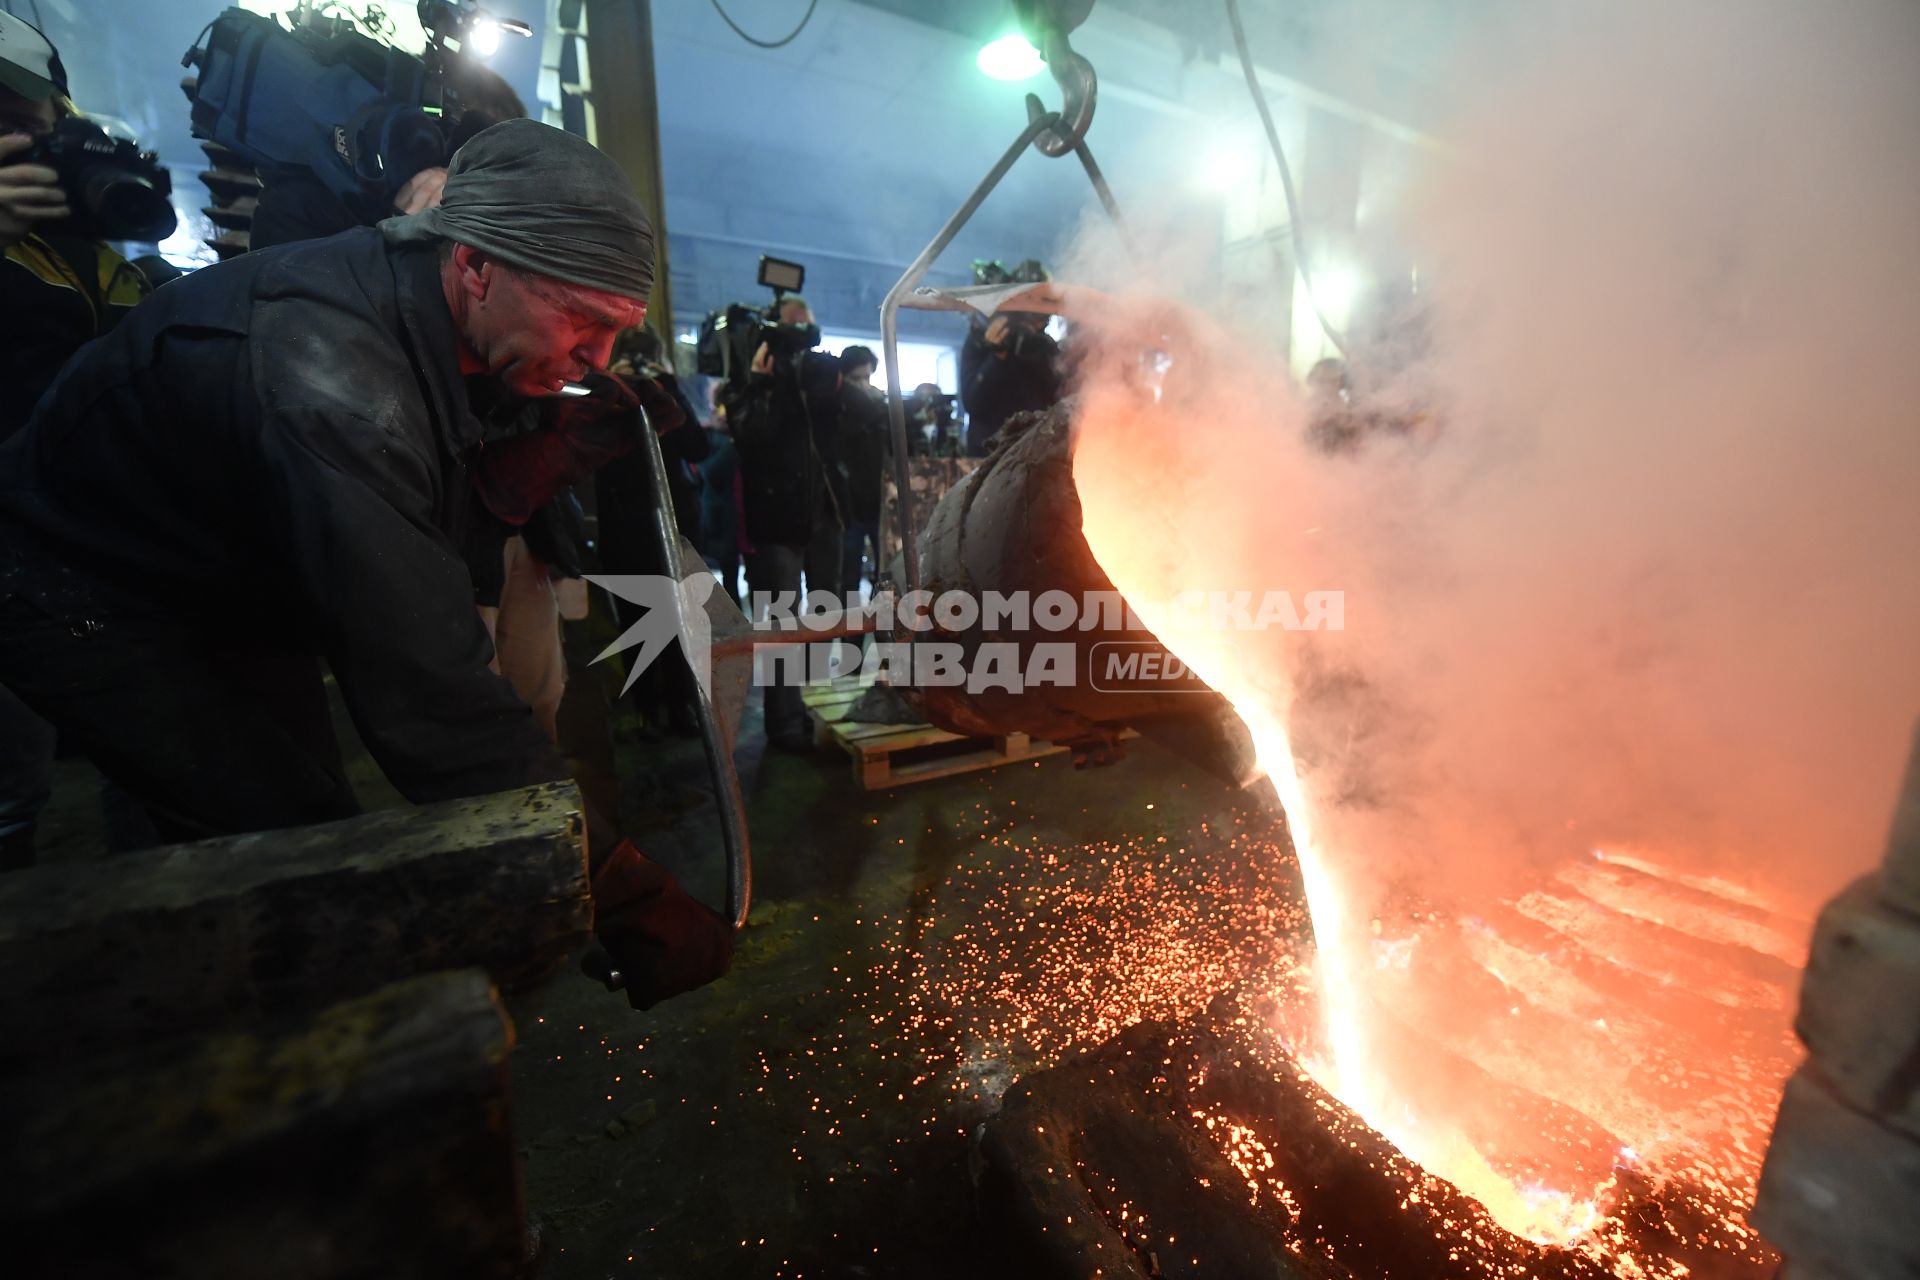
381, 118, 655, 304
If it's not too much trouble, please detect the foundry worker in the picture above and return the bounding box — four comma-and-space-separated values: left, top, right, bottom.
0, 119, 730, 1009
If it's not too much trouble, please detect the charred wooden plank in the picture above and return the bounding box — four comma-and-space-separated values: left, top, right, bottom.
0, 783, 591, 1071
981, 1055, 1333, 1279
3, 969, 524, 1280
975, 1000, 1722, 1280
978, 1017, 1348, 1280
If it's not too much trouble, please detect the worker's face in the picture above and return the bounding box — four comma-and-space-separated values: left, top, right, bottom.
778, 299, 812, 327
845, 363, 874, 388
450, 247, 646, 396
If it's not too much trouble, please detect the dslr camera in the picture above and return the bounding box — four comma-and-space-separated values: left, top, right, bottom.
21, 118, 176, 243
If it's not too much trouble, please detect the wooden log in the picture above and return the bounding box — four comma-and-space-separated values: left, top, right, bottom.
4, 969, 525, 1280
0, 782, 591, 1072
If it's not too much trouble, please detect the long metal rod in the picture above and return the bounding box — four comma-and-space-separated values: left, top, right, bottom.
880, 111, 1061, 597
637, 420, 752, 931
1072, 138, 1134, 257
1223, 0, 1347, 358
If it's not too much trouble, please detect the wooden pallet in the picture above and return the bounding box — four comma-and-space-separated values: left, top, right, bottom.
800, 678, 1067, 790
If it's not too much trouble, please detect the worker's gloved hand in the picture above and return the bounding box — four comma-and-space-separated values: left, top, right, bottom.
471, 373, 643, 524
591, 838, 733, 1010
623, 373, 686, 436
471, 373, 689, 524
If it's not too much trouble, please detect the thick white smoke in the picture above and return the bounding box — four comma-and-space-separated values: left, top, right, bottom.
1067, 0, 1920, 913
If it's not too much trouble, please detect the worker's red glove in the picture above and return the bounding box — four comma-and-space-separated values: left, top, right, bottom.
591, 838, 733, 1010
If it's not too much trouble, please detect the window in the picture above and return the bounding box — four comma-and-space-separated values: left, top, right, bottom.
820, 333, 957, 394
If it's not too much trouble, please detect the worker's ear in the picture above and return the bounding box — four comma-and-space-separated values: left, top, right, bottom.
449, 243, 496, 303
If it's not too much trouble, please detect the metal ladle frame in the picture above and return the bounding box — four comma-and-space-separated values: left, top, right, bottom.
880, 40, 1131, 598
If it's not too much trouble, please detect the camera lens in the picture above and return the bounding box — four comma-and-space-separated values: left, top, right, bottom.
84, 168, 177, 242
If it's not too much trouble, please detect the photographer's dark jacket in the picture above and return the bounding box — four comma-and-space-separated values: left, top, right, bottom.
726, 351, 841, 547
1, 230, 148, 438
0, 226, 567, 802
840, 381, 890, 526
960, 322, 1062, 457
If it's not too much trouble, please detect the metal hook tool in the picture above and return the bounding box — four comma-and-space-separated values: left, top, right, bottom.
583, 384, 755, 996
634, 411, 752, 934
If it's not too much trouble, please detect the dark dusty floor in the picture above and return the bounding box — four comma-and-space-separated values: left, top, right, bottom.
37, 658, 1310, 1280
503, 702, 1308, 1280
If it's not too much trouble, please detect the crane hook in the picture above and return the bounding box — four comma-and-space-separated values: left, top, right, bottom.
1015, 0, 1100, 156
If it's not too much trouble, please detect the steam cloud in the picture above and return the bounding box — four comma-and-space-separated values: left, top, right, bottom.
1065, 0, 1920, 914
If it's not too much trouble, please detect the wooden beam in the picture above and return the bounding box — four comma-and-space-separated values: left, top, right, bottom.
0, 782, 592, 1072
5, 970, 525, 1279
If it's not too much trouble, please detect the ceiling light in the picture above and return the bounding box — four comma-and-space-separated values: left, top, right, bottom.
977, 33, 1044, 82
1309, 259, 1363, 330
1197, 137, 1259, 192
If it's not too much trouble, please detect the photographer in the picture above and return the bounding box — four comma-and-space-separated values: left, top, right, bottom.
959, 311, 1062, 457
724, 294, 843, 750
837, 345, 888, 594
0, 15, 150, 436
958, 259, 1063, 457
906, 381, 958, 457
248, 60, 526, 250
0, 15, 153, 868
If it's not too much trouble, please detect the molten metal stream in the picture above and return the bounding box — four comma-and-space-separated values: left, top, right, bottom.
1084, 567, 1601, 1241
1071, 385, 1800, 1262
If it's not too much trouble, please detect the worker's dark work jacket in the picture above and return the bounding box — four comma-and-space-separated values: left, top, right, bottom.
0, 227, 565, 804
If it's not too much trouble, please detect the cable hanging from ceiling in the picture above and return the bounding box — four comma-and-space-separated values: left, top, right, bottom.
706, 0, 820, 50
1223, 0, 1349, 358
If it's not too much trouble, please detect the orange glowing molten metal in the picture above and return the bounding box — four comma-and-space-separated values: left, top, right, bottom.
1071, 378, 1804, 1274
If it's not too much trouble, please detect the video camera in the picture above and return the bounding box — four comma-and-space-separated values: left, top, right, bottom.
906, 385, 960, 455
971, 258, 1049, 288
970, 257, 1054, 339
21, 118, 176, 243
181, 1, 529, 223
696, 254, 821, 389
